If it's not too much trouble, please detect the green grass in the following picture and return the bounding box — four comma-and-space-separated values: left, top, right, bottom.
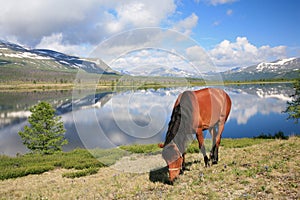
220, 138, 274, 148
0, 138, 286, 180
1, 137, 299, 199
89, 148, 129, 166
62, 167, 99, 178
119, 138, 274, 155
185, 138, 274, 153
0, 148, 126, 180
119, 144, 162, 154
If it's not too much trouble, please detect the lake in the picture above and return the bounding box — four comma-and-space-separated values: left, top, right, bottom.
0, 83, 299, 156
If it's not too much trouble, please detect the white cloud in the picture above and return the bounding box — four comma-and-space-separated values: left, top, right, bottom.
173, 13, 199, 36
185, 45, 217, 72
226, 9, 233, 16
0, 0, 178, 55
36, 33, 91, 56
213, 21, 221, 26
209, 37, 287, 69
104, 0, 176, 34
206, 0, 238, 6
0, 0, 104, 41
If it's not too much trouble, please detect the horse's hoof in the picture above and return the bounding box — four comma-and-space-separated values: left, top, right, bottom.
166, 180, 174, 185
205, 162, 210, 167
212, 160, 218, 165
204, 156, 210, 167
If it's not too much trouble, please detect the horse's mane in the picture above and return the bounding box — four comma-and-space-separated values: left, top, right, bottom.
163, 103, 181, 146
162, 91, 196, 150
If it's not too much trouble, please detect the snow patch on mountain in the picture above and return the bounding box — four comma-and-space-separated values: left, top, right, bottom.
0, 40, 116, 74
4, 52, 50, 60
256, 57, 297, 72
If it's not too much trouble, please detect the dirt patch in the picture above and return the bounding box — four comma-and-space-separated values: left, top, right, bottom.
112, 153, 166, 173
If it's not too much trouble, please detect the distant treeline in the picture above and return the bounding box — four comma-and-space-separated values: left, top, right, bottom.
0, 64, 297, 87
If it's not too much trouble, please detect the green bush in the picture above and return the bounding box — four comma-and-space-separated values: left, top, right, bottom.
284, 78, 300, 124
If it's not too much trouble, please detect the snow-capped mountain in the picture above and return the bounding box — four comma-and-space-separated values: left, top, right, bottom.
222, 57, 300, 81
115, 66, 196, 77
115, 57, 299, 80
0, 40, 116, 74
1, 40, 298, 81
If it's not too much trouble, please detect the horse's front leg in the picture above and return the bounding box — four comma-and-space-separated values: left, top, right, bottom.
180, 153, 186, 174
196, 128, 209, 167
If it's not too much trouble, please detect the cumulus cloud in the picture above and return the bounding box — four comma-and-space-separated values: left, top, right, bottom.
0, 0, 104, 43
173, 13, 199, 36
103, 0, 176, 34
0, 0, 178, 53
185, 45, 216, 72
35, 33, 91, 56
209, 37, 287, 69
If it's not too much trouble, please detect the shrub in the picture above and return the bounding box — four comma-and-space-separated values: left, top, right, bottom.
284, 78, 300, 124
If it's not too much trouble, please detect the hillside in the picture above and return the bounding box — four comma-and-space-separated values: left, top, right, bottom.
222, 57, 300, 81
1, 40, 299, 83
0, 137, 299, 199
0, 40, 117, 83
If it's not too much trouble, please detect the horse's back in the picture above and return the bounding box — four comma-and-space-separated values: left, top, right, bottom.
192, 88, 231, 129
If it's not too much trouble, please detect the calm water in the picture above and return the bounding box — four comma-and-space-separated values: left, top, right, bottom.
0, 83, 299, 156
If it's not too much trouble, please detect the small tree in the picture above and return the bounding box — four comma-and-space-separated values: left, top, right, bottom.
18, 102, 68, 154
284, 78, 300, 124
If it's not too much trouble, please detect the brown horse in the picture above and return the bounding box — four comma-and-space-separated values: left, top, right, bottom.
159, 88, 231, 183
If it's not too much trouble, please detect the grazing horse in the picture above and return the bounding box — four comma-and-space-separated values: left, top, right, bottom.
159, 88, 231, 183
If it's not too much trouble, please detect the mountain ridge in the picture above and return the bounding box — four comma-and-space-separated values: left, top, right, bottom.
0, 40, 116, 75
1, 40, 299, 82
221, 57, 299, 81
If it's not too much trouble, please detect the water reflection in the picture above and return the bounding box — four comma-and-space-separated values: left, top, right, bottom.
0, 84, 299, 156
229, 88, 292, 124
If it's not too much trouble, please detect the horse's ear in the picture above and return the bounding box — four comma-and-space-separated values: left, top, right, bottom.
158, 143, 164, 148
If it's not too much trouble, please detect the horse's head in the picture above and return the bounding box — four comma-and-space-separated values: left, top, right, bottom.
161, 143, 183, 184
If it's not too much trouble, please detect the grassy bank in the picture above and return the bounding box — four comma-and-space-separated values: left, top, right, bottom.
0, 137, 299, 199
0, 148, 129, 180
0, 76, 296, 92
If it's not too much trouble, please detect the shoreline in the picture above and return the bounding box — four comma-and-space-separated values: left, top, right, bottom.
0, 80, 295, 92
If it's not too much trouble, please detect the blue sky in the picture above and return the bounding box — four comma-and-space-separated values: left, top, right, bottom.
185, 0, 300, 49
0, 0, 299, 70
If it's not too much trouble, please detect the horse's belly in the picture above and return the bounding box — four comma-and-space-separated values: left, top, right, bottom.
198, 108, 221, 130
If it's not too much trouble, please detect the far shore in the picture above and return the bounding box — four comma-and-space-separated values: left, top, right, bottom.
0, 79, 295, 92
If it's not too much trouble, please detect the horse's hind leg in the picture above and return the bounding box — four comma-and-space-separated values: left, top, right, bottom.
213, 121, 225, 164
196, 128, 209, 167
209, 126, 218, 164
